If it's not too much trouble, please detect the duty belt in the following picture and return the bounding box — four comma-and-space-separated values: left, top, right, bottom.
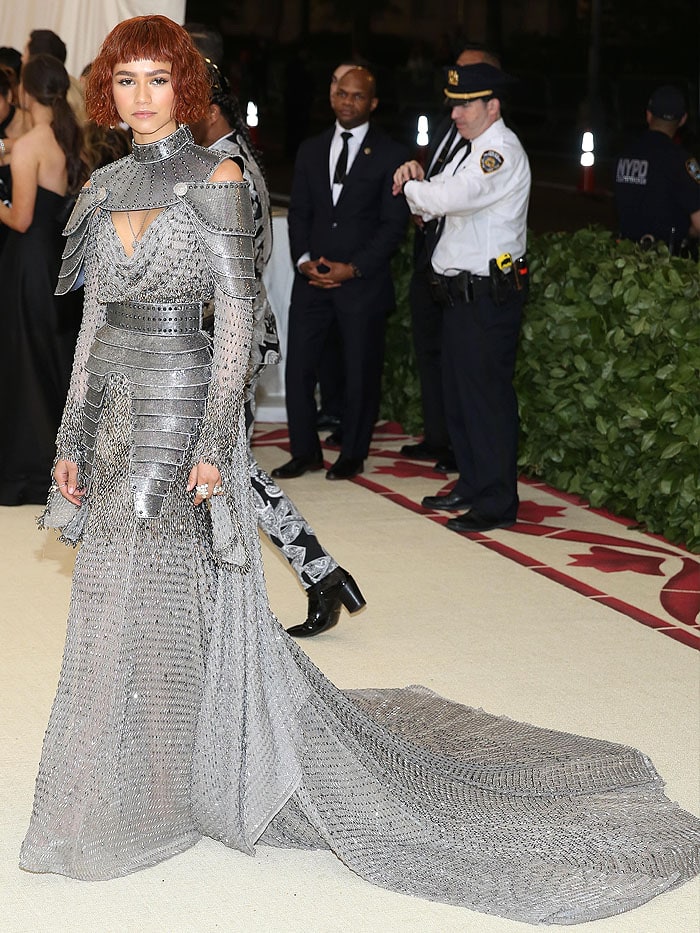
429, 271, 492, 305
106, 300, 203, 335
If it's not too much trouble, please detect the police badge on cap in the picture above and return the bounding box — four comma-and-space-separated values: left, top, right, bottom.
443, 63, 516, 101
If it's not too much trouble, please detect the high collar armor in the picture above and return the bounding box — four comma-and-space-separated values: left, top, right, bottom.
94, 124, 225, 210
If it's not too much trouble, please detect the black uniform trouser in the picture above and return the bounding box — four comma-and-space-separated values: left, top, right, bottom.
442, 289, 524, 521
285, 294, 387, 461
316, 319, 345, 420
409, 267, 450, 450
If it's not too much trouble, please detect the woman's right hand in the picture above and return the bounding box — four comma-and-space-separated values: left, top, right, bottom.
54, 459, 85, 505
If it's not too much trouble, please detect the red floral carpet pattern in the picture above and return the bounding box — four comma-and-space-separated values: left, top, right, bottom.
253, 422, 700, 651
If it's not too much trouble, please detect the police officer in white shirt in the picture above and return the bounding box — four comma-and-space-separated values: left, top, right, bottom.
393, 63, 531, 533
399, 45, 500, 473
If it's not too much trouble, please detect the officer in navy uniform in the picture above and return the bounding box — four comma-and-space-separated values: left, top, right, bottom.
615, 85, 700, 255
400, 45, 501, 473
393, 63, 530, 533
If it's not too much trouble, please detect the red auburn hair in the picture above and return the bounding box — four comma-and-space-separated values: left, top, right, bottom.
86, 15, 209, 126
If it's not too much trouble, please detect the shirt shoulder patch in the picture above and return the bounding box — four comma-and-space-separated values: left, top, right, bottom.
685, 158, 700, 184
480, 149, 504, 174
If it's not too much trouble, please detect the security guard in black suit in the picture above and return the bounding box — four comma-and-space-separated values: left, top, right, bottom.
393, 63, 531, 533
615, 85, 700, 255
273, 67, 408, 482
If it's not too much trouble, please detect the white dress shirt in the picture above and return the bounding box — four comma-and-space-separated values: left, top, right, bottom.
297, 121, 371, 269
404, 118, 531, 276
329, 121, 369, 205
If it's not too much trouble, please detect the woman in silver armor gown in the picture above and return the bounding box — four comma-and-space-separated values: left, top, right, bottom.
20, 16, 700, 925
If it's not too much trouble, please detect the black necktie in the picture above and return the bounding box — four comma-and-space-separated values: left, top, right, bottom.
425, 139, 472, 259
428, 124, 457, 178
333, 131, 352, 185
443, 137, 470, 169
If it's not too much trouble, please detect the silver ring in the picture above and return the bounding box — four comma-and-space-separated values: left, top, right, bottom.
212, 484, 224, 495
195, 483, 209, 497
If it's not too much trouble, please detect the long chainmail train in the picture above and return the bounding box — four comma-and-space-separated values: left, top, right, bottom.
20, 126, 700, 925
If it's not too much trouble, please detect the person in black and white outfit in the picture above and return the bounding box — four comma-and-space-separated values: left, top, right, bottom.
192, 62, 365, 636
393, 63, 530, 533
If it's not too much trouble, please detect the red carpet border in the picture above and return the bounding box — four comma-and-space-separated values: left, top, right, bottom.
253, 421, 700, 651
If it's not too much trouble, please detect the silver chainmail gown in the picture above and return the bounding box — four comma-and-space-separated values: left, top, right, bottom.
20, 127, 700, 925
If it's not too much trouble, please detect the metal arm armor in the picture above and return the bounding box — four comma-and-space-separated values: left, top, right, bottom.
174, 180, 257, 300
55, 186, 108, 295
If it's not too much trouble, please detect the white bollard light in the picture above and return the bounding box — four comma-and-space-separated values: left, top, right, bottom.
416, 115, 429, 147
246, 101, 258, 128
579, 130, 595, 192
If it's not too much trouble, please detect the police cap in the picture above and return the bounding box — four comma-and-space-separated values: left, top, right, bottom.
648, 85, 686, 121
443, 63, 515, 102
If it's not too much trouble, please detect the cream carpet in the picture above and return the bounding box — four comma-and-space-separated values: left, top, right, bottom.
1, 432, 698, 933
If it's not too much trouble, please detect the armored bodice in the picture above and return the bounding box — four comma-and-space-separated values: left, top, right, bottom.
55, 125, 256, 519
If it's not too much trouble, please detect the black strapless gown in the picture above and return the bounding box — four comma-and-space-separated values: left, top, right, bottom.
0, 163, 11, 256
0, 186, 81, 505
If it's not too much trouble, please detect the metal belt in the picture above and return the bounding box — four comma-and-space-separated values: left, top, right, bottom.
106, 301, 202, 335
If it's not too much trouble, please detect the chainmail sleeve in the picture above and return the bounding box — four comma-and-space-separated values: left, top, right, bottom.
37, 187, 106, 540
210, 134, 279, 374
54, 234, 106, 464
191, 285, 253, 469
175, 181, 256, 470
52, 186, 108, 462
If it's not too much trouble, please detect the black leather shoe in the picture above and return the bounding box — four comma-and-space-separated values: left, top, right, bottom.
324, 430, 343, 448
446, 510, 516, 533
317, 412, 341, 430
400, 441, 449, 461
287, 567, 366, 637
433, 454, 458, 473
271, 455, 323, 479
326, 457, 364, 480
421, 490, 472, 511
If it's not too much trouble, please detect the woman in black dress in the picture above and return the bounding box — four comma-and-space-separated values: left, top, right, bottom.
0, 63, 26, 254
0, 54, 86, 505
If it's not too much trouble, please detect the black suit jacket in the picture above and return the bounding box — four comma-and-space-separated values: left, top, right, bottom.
288, 123, 409, 312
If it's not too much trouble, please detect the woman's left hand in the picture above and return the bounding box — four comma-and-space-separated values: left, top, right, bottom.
187, 462, 224, 506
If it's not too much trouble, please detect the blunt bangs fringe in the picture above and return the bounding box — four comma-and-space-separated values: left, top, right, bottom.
86, 15, 210, 127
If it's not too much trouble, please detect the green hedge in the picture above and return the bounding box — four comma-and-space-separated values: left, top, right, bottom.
382, 228, 700, 552
381, 235, 424, 434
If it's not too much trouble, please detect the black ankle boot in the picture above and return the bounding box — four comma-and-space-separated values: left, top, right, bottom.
286, 567, 366, 637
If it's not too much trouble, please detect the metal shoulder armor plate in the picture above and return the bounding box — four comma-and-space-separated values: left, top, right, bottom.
174, 181, 257, 300
55, 186, 108, 295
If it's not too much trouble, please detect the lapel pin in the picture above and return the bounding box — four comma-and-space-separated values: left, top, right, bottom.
364, 146, 371, 155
